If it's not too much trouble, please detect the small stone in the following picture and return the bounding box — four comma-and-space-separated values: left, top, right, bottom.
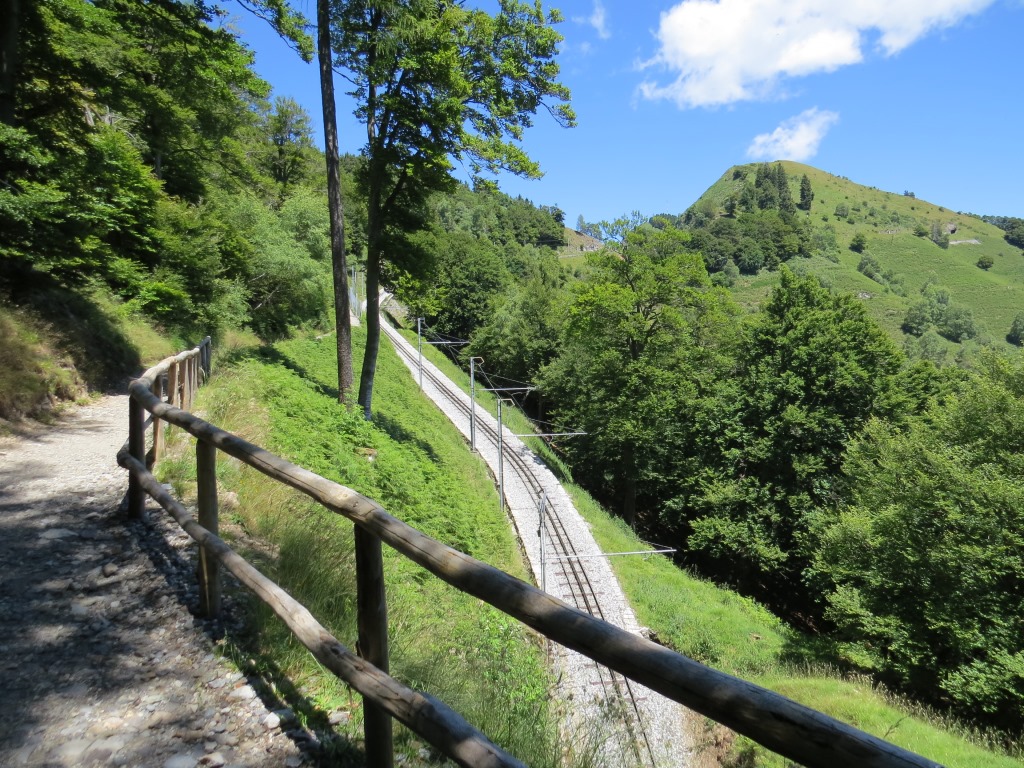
215, 733, 237, 747
102, 562, 118, 577
262, 713, 280, 730
228, 684, 255, 701
86, 717, 123, 738
285, 757, 302, 768
40, 528, 77, 540
164, 754, 196, 768
147, 710, 178, 729
84, 741, 114, 763
53, 738, 91, 762
40, 578, 72, 592
327, 710, 349, 726
200, 753, 226, 767
204, 741, 218, 753
273, 708, 295, 723
70, 601, 89, 618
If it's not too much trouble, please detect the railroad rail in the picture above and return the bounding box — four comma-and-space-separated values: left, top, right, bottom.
382, 319, 661, 765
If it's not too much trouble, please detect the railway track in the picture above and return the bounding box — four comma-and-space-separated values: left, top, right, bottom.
381, 319, 661, 767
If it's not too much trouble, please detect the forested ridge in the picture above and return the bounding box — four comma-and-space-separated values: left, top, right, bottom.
418, 176, 1024, 736
2, 0, 1023, 753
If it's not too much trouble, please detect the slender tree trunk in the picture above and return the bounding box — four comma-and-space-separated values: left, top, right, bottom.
358, 238, 381, 420
0, 0, 18, 125
317, 0, 353, 401
357, 28, 381, 421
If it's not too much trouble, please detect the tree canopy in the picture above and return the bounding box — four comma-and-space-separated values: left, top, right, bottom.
330, 0, 574, 418
813, 354, 1024, 729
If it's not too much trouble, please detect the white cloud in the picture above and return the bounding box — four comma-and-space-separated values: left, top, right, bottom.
747, 108, 840, 161
574, 1, 611, 39
639, 0, 995, 107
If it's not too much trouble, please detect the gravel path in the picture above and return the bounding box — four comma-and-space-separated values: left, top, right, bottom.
381, 318, 694, 767
0, 396, 313, 768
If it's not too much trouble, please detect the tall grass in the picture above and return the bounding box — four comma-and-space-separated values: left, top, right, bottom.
0, 275, 189, 422
158, 327, 581, 767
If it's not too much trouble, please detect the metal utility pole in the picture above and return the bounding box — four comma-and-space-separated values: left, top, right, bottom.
469, 357, 483, 452
417, 317, 423, 389
497, 398, 508, 514
538, 491, 547, 592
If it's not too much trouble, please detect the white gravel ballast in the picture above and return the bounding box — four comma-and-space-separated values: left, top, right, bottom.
381, 317, 694, 767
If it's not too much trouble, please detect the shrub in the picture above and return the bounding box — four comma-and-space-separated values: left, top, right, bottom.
977, 255, 994, 270
1008, 313, 1024, 346
814, 358, 1024, 729
857, 254, 882, 281
849, 232, 867, 253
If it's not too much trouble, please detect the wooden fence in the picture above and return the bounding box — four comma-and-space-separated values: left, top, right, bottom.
118, 340, 944, 768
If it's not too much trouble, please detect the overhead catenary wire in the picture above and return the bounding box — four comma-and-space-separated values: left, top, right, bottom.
415, 323, 584, 440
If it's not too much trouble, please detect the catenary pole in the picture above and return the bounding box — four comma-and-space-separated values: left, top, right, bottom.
469, 357, 483, 452
417, 317, 423, 389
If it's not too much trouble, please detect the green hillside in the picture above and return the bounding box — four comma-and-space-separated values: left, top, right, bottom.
692, 161, 1023, 353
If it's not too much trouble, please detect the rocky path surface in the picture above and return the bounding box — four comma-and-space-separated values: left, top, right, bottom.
0, 396, 311, 768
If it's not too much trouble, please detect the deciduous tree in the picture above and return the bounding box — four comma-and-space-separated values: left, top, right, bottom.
812, 354, 1024, 729
688, 269, 905, 596
541, 225, 736, 527
332, 0, 574, 419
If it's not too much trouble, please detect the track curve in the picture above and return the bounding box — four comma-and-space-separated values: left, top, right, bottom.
381, 317, 692, 767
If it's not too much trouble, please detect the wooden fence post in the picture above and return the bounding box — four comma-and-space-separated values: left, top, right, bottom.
168, 361, 179, 411
128, 394, 146, 518
150, 375, 163, 467
202, 336, 212, 379
185, 355, 194, 411
196, 438, 221, 617
355, 528, 393, 768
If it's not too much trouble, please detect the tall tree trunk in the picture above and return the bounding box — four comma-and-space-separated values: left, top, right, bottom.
0, 0, 18, 125
317, 0, 353, 401
357, 29, 381, 422
357, 238, 381, 420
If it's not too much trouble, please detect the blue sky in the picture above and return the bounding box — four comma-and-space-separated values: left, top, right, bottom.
226, 0, 1024, 226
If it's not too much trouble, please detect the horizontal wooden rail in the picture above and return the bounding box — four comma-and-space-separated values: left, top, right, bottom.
124, 361, 944, 768
127, 338, 211, 517
117, 451, 523, 768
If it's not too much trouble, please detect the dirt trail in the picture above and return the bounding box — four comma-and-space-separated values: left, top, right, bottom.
0, 397, 312, 768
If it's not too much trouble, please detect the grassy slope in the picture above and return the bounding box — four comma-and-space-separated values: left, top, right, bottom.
575, 495, 1021, 767
0, 284, 181, 423
698, 161, 1022, 348
164, 327, 567, 767
407, 327, 1021, 767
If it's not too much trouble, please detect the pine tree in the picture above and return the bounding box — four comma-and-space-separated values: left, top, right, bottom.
775, 163, 795, 213
799, 174, 814, 211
